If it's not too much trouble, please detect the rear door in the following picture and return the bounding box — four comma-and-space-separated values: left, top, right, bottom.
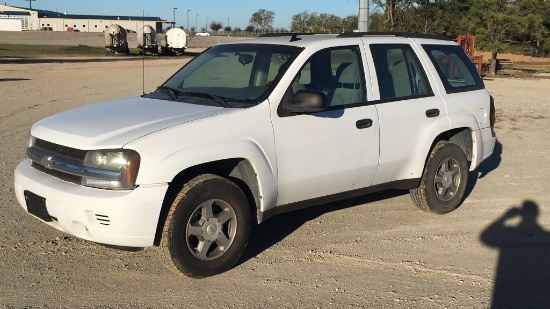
363, 38, 450, 185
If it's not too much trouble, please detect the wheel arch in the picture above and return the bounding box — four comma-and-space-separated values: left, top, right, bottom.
432, 127, 473, 162
153, 158, 261, 246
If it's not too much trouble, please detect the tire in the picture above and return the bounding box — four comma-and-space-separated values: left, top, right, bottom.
160, 174, 251, 277
410, 141, 468, 214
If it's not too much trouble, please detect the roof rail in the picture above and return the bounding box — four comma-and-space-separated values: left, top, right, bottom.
259, 33, 315, 38
337, 32, 450, 41
259, 32, 317, 42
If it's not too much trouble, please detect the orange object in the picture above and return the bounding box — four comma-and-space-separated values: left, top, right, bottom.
456, 35, 483, 73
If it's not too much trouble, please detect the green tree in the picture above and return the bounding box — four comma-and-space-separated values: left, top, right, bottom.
341, 15, 359, 32
515, 0, 550, 55
210, 21, 223, 32
249, 9, 276, 33
291, 11, 313, 32
466, 0, 522, 75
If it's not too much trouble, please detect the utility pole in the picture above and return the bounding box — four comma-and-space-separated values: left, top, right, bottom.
358, 0, 369, 32
173, 7, 177, 28
187, 9, 190, 30
196, 14, 199, 31
25, 0, 36, 10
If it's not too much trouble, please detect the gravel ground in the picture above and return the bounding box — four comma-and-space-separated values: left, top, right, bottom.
1, 55, 549, 308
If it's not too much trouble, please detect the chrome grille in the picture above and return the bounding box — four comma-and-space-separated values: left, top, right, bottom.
31, 161, 82, 185
34, 138, 87, 161
29, 138, 86, 185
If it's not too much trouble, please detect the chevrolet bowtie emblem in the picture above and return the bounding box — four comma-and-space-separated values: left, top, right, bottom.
41, 156, 54, 169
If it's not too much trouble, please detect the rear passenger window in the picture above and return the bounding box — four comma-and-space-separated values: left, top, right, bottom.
370, 44, 432, 101
423, 45, 484, 93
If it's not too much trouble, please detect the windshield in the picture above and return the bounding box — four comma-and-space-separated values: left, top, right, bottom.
146, 43, 302, 107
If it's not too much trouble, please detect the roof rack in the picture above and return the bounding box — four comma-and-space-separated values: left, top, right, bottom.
337, 32, 450, 41
259, 32, 317, 42
259, 33, 316, 38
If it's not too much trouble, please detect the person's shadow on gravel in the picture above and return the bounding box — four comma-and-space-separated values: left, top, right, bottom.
480, 200, 550, 308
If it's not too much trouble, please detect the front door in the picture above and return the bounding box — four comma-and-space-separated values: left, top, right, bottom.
271, 44, 380, 206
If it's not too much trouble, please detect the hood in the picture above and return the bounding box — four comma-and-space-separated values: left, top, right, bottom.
32, 96, 226, 149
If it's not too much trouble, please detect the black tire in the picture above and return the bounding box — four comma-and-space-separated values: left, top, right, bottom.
160, 174, 251, 277
410, 141, 468, 214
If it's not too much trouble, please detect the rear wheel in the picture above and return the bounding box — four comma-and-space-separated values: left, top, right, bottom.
410, 141, 468, 214
160, 174, 251, 277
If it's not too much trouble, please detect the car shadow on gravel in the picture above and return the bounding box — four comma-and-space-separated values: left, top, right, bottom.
480, 200, 550, 308
465, 138, 503, 200
238, 189, 408, 266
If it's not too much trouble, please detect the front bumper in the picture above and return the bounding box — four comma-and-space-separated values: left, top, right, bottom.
14, 161, 168, 247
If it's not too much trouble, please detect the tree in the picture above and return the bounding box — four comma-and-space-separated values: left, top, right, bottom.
515, 0, 550, 55
245, 25, 255, 33
291, 11, 313, 32
291, 11, 344, 33
466, 0, 522, 75
210, 21, 223, 32
224, 26, 232, 32
341, 15, 359, 32
249, 9, 275, 33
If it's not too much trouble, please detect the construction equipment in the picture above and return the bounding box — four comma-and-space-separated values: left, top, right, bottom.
456, 35, 483, 73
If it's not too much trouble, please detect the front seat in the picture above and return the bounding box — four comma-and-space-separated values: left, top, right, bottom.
328, 62, 362, 106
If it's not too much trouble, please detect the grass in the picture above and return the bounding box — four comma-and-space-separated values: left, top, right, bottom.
0, 44, 140, 58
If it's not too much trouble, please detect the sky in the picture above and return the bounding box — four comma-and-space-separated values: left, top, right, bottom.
6, 0, 360, 30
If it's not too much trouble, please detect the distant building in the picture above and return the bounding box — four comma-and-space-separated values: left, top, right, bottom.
0, 4, 170, 33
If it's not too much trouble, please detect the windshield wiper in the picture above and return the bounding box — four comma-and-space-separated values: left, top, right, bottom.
156, 86, 179, 101
180, 91, 232, 108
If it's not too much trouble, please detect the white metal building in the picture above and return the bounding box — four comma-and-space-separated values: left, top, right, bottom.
0, 4, 169, 33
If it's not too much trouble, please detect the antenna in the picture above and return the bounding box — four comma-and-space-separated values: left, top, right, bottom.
142, 10, 145, 95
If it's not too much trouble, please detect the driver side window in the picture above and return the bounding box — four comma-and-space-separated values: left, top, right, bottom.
292, 46, 366, 107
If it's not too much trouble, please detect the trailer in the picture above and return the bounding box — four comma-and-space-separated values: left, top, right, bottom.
104, 24, 129, 55
160, 28, 188, 55
137, 25, 158, 55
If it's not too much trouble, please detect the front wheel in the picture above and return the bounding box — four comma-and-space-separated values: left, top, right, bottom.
410, 141, 468, 214
160, 174, 251, 277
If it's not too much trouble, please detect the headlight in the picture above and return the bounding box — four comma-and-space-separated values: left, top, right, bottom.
83, 149, 140, 190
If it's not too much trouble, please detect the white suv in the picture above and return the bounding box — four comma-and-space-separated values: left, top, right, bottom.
14, 32, 496, 277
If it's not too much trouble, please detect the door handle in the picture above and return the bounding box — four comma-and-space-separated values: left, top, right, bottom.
356, 119, 373, 129
426, 109, 440, 118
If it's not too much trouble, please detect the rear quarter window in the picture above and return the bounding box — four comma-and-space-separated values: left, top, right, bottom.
422, 45, 484, 93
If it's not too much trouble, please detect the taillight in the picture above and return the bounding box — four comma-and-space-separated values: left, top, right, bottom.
489, 95, 496, 127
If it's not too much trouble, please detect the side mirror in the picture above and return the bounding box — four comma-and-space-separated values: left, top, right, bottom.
283, 90, 328, 114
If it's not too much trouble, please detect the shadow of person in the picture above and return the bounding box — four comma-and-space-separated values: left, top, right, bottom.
480, 201, 550, 308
